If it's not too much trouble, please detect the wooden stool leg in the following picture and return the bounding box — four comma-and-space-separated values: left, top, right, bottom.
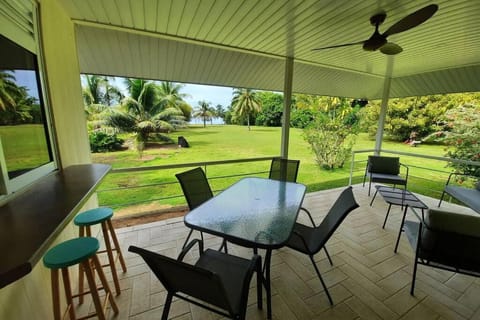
82, 259, 106, 320
107, 219, 127, 272
92, 254, 119, 315
101, 221, 121, 295
51, 269, 62, 320
61, 268, 76, 320
78, 226, 85, 304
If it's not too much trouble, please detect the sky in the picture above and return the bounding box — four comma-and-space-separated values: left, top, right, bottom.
109, 77, 234, 109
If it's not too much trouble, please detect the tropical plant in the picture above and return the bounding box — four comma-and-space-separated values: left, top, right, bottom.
106, 78, 185, 155
193, 100, 213, 127
440, 104, 480, 176
255, 91, 284, 127
158, 81, 192, 121
89, 131, 124, 153
0, 70, 21, 111
215, 104, 225, 122
231, 88, 262, 130
302, 96, 359, 170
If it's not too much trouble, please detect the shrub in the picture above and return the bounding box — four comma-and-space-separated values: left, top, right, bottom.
89, 131, 124, 153
303, 115, 358, 170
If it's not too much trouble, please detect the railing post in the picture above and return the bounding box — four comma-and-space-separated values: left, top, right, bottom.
349, 151, 356, 186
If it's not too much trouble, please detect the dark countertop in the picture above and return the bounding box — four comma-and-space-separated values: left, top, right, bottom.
0, 163, 111, 289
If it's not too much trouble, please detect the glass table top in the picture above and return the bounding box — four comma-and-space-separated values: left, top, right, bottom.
184, 177, 307, 249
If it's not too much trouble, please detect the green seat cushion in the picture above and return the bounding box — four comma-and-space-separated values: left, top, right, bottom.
74, 207, 113, 226
43, 237, 99, 269
425, 209, 480, 237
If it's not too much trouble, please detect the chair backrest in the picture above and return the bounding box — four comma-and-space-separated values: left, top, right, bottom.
269, 158, 300, 182
176, 167, 214, 210
310, 186, 359, 253
128, 245, 233, 314
368, 155, 400, 175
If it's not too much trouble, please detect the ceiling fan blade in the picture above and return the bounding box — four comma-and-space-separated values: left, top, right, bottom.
312, 40, 364, 51
383, 4, 438, 37
380, 42, 403, 55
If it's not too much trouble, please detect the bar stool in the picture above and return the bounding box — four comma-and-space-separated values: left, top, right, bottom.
74, 207, 126, 301
43, 237, 119, 320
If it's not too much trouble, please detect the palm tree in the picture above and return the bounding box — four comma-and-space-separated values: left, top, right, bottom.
106, 79, 184, 155
193, 100, 213, 127
158, 81, 192, 120
215, 104, 225, 122
103, 78, 123, 106
0, 71, 21, 111
231, 88, 261, 130
82, 75, 107, 106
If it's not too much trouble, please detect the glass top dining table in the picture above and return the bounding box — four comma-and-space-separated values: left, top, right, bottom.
184, 177, 307, 248
184, 177, 307, 319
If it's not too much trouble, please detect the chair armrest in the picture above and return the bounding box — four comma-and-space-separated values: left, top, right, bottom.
444, 172, 473, 186
400, 163, 409, 179
299, 207, 316, 227
178, 239, 204, 261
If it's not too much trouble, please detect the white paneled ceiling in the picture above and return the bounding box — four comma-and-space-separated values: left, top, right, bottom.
59, 0, 480, 99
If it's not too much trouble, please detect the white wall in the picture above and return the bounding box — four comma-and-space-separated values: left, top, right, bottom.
0, 0, 97, 318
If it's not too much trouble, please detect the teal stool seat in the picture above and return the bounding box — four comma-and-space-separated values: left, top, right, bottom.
43, 237, 99, 269
74, 207, 113, 226
74, 207, 126, 299
43, 237, 118, 320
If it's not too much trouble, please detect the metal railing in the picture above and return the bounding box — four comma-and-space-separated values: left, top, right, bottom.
349, 149, 480, 199
97, 151, 479, 216
97, 156, 276, 211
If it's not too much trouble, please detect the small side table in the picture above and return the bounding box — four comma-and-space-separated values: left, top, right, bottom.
371, 186, 428, 252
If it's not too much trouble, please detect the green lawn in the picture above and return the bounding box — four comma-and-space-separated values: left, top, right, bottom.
93, 125, 452, 213
0, 124, 51, 174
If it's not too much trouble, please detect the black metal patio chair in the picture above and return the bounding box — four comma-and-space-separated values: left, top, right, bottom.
129, 239, 262, 320
363, 155, 409, 196
176, 167, 227, 251
285, 186, 359, 305
269, 157, 334, 265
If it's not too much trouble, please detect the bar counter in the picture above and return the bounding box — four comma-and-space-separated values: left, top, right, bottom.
0, 164, 111, 288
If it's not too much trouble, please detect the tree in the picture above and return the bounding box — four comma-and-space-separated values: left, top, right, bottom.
215, 104, 225, 122
82, 75, 107, 106
193, 100, 213, 127
301, 95, 359, 170
157, 81, 192, 121
0, 71, 21, 111
231, 88, 262, 130
106, 78, 185, 155
255, 91, 284, 127
434, 102, 480, 177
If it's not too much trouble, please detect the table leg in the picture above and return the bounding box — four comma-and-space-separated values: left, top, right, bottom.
370, 189, 379, 206
264, 249, 272, 319
394, 205, 409, 253
382, 204, 393, 229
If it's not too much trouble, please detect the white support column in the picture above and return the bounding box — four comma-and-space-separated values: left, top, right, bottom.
374, 56, 394, 155
281, 56, 294, 158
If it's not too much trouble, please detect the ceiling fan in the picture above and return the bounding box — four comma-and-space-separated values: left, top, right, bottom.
312, 4, 438, 55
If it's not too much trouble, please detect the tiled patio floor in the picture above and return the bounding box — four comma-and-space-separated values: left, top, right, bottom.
86, 184, 480, 319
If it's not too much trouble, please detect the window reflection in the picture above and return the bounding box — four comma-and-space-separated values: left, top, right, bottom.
0, 34, 53, 180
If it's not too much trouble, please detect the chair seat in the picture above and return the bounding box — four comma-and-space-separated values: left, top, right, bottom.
195, 249, 254, 315
370, 172, 407, 185
43, 237, 99, 269
286, 223, 316, 254
74, 207, 113, 226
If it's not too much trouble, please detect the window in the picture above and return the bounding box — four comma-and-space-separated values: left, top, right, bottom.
0, 2, 56, 196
